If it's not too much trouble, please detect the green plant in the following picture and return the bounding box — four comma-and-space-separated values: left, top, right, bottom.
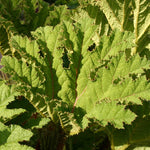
0, 0, 150, 150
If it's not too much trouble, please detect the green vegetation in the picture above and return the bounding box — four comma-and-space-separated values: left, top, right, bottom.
0, 0, 150, 149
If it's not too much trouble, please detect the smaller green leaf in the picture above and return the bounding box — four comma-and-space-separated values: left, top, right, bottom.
0, 108, 25, 123
80, 115, 90, 130
10, 35, 44, 65
1, 56, 45, 88
24, 117, 50, 129
0, 82, 24, 123
0, 122, 33, 149
58, 111, 81, 135
47, 100, 81, 135
0, 143, 34, 150
47, 100, 63, 123
7, 126, 32, 143
0, 83, 18, 107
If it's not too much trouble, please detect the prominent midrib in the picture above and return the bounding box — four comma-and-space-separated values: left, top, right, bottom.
75, 54, 82, 97
71, 32, 85, 112
46, 33, 59, 100
72, 51, 82, 113
48, 55, 54, 99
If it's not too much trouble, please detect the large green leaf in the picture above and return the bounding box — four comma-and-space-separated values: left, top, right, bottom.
1, 9, 149, 133
0, 12, 98, 135
31, 25, 66, 101
77, 52, 150, 113
77, 50, 150, 129
31, 11, 99, 106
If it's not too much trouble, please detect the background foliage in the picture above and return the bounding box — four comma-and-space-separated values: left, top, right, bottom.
0, 0, 150, 150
